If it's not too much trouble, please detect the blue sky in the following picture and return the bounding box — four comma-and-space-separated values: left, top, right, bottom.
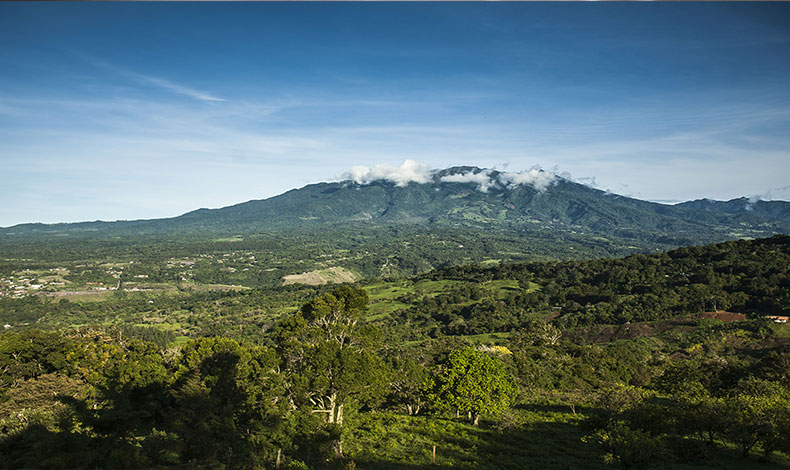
1, 2, 789, 226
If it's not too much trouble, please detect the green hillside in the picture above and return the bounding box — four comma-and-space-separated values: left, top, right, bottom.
2, 236, 790, 469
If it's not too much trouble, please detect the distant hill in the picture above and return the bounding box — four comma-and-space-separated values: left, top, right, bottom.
676, 197, 790, 221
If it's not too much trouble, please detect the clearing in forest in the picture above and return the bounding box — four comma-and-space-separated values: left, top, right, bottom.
282, 266, 358, 286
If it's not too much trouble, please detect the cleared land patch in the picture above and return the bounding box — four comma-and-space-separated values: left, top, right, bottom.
282, 266, 358, 286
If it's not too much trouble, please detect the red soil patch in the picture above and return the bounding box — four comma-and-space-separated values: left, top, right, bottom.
700, 311, 747, 322
563, 318, 696, 344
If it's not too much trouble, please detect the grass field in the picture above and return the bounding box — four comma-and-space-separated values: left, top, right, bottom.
770, 322, 790, 338
365, 281, 412, 319
345, 406, 605, 470
344, 405, 790, 470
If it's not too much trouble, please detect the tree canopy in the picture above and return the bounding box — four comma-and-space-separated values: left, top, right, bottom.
426, 347, 518, 426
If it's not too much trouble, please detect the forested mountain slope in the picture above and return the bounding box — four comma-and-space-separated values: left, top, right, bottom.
4, 167, 789, 239
677, 197, 790, 221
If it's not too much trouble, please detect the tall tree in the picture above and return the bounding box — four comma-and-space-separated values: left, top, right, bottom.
275, 285, 388, 459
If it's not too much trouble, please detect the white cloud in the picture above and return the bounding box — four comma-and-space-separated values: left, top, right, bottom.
343, 161, 557, 193
344, 160, 434, 187
440, 170, 498, 192
498, 167, 557, 191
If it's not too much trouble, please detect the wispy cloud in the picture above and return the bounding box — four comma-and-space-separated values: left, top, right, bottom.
70, 50, 225, 102
134, 74, 225, 102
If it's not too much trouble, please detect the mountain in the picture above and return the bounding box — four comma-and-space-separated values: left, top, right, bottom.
3, 166, 788, 240
2, 165, 789, 283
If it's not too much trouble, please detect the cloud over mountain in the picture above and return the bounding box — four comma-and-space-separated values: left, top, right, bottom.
344, 160, 557, 192
499, 168, 557, 191
345, 160, 433, 187
440, 169, 498, 192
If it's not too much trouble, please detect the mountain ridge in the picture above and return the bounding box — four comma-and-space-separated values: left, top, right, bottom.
2, 167, 789, 248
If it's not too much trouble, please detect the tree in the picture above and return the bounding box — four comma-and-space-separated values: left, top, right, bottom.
0, 372, 87, 435
583, 420, 668, 469
720, 379, 790, 457
386, 353, 429, 416
0, 330, 72, 387
426, 348, 518, 426
511, 317, 562, 347
171, 337, 286, 465
275, 286, 389, 460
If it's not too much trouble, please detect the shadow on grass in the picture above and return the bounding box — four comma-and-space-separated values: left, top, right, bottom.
346, 408, 790, 470
513, 401, 600, 416
346, 412, 601, 470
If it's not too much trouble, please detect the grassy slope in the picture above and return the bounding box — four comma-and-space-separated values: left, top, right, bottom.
345, 407, 600, 470
345, 407, 790, 469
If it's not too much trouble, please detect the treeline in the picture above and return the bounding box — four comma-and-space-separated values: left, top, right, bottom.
412, 235, 790, 330
4, 235, 789, 344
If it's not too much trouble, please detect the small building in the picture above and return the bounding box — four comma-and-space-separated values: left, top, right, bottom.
765, 315, 790, 324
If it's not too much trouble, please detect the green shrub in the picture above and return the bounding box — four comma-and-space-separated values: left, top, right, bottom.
584, 420, 668, 469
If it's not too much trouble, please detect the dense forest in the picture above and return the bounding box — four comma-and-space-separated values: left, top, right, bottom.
1, 236, 790, 468
398, 235, 790, 335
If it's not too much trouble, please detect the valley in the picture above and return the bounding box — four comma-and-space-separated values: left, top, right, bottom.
2, 228, 790, 468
